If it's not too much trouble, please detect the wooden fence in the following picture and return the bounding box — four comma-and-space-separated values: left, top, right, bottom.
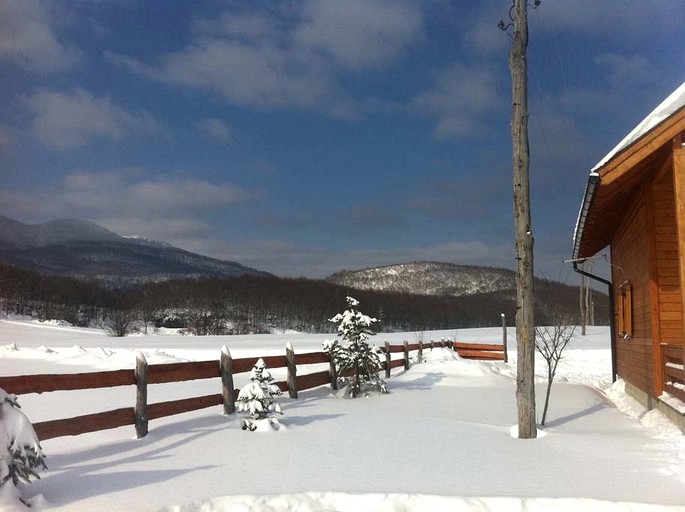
0, 338, 507, 441
662, 343, 685, 403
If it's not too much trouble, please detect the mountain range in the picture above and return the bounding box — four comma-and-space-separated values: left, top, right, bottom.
0, 215, 269, 285
0, 215, 607, 328
0, 215, 603, 310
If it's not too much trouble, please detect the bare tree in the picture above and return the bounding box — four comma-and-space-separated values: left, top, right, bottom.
107, 309, 135, 337
535, 314, 576, 426
136, 288, 160, 334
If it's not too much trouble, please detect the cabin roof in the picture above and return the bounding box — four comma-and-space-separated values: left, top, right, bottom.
573, 82, 685, 260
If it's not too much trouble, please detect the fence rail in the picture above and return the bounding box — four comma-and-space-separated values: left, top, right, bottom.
1, 337, 507, 441
662, 343, 685, 403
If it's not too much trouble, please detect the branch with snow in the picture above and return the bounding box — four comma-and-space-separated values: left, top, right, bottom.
0, 388, 46, 507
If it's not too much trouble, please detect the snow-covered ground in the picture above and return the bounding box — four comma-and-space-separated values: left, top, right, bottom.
0, 318, 683, 511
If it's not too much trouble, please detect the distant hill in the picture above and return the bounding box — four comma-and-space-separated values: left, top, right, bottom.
0, 215, 270, 285
328, 261, 517, 297
327, 261, 608, 324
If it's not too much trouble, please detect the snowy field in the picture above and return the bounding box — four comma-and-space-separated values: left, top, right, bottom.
0, 318, 684, 512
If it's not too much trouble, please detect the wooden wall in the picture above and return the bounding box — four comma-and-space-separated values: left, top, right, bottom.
651, 166, 684, 344
611, 190, 655, 396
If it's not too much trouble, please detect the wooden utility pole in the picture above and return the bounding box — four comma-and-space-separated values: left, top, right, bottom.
509, 0, 537, 438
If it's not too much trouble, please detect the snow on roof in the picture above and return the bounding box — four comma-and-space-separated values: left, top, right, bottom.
592, 82, 685, 172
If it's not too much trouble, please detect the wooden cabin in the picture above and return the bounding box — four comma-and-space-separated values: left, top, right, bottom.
573, 82, 685, 432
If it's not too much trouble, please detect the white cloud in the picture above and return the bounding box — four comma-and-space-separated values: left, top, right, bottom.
192, 10, 278, 40
101, 217, 213, 244
532, 1, 683, 34
412, 62, 503, 138
293, 0, 423, 71
0, 123, 14, 151
0, 169, 253, 244
126, 180, 250, 214
0, 0, 81, 72
114, 38, 331, 109
24, 88, 157, 148
196, 118, 233, 142
593, 53, 651, 90
464, 16, 509, 55
108, 1, 423, 115
202, 239, 515, 278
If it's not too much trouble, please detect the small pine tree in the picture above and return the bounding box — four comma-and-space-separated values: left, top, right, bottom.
236, 358, 283, 431
324, 296, 387, 397
0, 389, 46, 506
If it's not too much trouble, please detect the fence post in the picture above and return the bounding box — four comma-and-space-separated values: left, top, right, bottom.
286, 342, 298, 399
384, 341, 391, 378
430, 339, 435, 350
418, 340, 423, 362
403, 341, 410, 370
135, 351, 148, 439
328, 351, 338, 390
501, 313, 508, 363
220, 345, 235, 414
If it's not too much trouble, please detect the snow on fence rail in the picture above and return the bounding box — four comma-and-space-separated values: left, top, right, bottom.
661, 343, 685, 403
0, 339, 507, 441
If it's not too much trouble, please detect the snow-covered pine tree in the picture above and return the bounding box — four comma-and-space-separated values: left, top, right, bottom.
236, 358, 283, 431
0, 388, 46, 506
323, 296, 387, 397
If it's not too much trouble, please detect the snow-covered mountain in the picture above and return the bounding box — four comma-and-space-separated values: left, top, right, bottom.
328, 261, 518, 297
0, 215, 121, 249
0, 215, 270, 285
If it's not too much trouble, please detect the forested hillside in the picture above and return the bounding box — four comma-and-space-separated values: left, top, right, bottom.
0, 263, 608, 335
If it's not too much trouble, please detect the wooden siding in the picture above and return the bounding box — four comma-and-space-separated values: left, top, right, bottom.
652, 166, 684, 344
611, 190, 654, 396
673, 137, 685, 346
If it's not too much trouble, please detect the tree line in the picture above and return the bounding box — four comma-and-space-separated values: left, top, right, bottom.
0, 262, 608, 335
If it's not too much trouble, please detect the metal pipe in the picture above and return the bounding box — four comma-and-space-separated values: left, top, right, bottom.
573, 261, 616, 382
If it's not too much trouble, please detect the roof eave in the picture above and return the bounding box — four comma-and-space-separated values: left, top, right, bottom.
572, 172, 601, 260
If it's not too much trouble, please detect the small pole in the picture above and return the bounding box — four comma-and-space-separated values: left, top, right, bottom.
501, 313, 509, 363
403, 341, 410, 370
328, 346, 338, 390
418, 340, 423, 362
431, 339, 435, 350
384, 341, 391, 378
135, 351, 148, 439
220, 345, 235, 414
286, 342, 298, 399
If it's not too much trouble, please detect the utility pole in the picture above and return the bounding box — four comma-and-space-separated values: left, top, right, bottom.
503, 0, 537, 438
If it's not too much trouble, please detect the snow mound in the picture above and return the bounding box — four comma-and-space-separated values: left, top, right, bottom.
159, 492, 682, 512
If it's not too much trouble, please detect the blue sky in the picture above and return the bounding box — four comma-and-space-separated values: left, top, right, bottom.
1, 1, 683, 280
